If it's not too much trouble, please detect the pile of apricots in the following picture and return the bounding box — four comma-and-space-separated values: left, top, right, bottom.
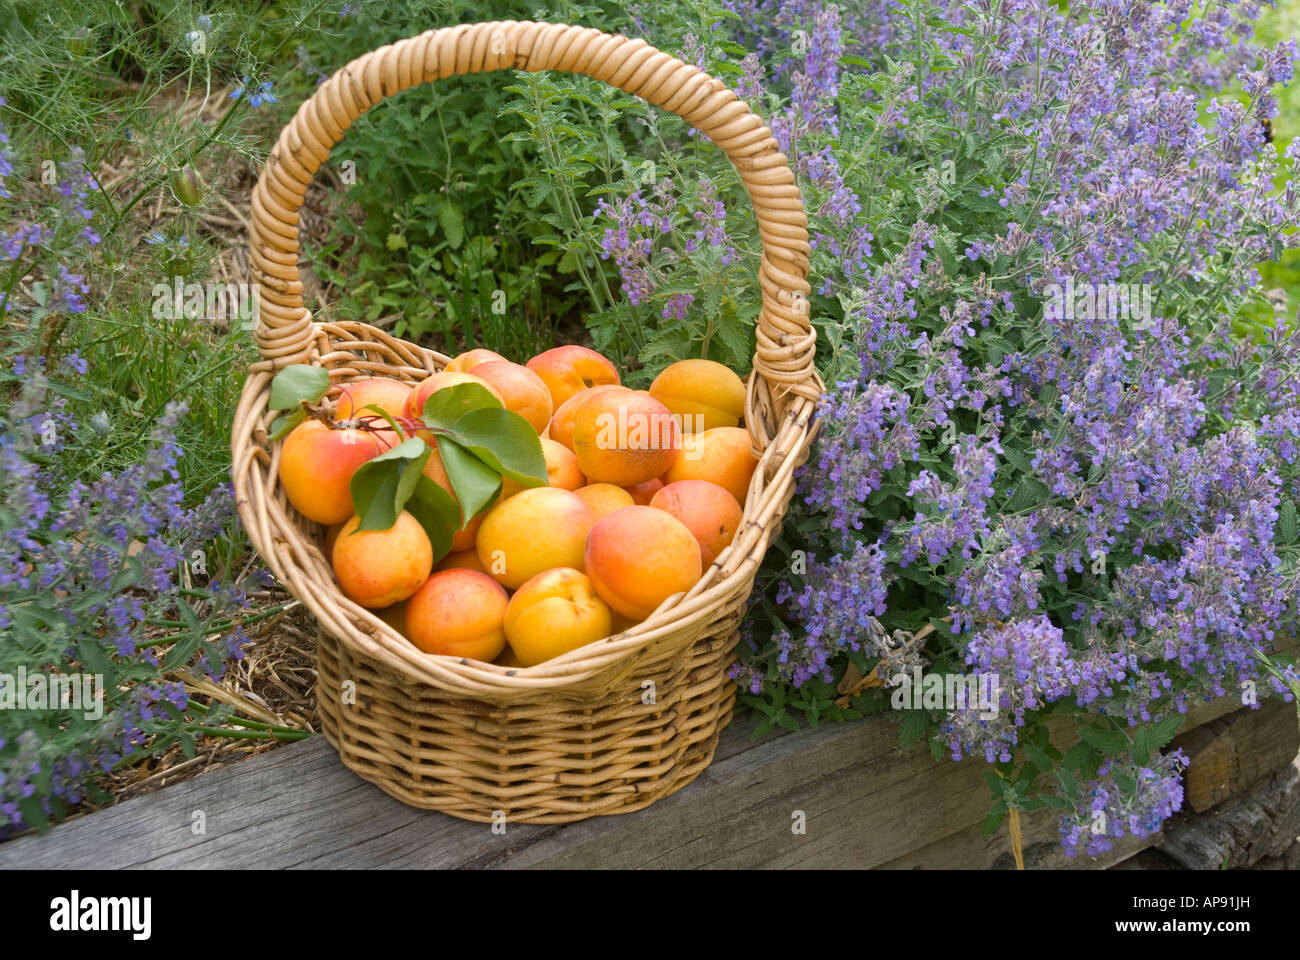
277, 345, 759, 667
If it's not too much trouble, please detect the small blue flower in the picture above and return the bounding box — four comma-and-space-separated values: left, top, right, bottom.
231, 77, 278, 108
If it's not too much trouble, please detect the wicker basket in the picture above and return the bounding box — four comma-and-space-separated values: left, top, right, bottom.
230, 20, 823, 824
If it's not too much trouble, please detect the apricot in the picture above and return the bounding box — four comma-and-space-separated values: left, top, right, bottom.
279, 418, 386, 525
574, 483, 635, 520
476, 487, 594, 589
624, 477, 664, 506
571, 390, 681, 487
494, 645, 526, 668
526, 345, 620, 408
405, 569, 508, 660
650, 479, 743, 567
469, 360, 553, 434
451, 513, 484, 552
331, 512, 433, 608
584, 506, 703, 621
332, 376, 412, 448
504, 568, 614, 666
375, 600, 409, 637
649, 359, 746, 432
664, 426, 760, 506
323, 522, 344, 558
333, 377, 413, 427
541, 437, 586, 491
437, 548, 488, 574
548, 384, 628, 453
610, 611, 640, 635
404, 371, 504, 420
444, 348, 506, 373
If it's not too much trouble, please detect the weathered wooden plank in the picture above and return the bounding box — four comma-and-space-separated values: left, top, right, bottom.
1158, 753, 1300, 869
1168, 698, 1300, 813
0, 691, 1283, 869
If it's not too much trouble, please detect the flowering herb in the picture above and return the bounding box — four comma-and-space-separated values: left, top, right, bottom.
720, 0, 1300, 855
0, 360, 262, 836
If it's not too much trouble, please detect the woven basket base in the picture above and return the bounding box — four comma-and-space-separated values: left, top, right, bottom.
315, 623, 740, 824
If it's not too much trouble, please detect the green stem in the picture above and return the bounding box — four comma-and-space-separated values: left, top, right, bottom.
191, 726, 312, 742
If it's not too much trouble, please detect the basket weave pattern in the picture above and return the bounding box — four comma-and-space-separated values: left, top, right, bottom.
231, 20, 822, 823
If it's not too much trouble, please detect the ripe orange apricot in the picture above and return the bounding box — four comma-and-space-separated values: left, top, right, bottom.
504, 567, 614, 666
571, 390, 681, 486
375, 600, 410, 637
650, 479, 743, 568
476, 487, 594, 589
610, 611, 639, 635
323, 521, 344, 558
649, 359, 746, 432
494, 644, 526, 668
470, 360, 554, 434
444, 348, 506, 373
584, 506, 703, 621
574, 483, 635, 520
437, 548, 488, 574
526, 345, 620, 408
331, 512, 433, 608
333, 377, 413, 426
405, 569, 508, 660
279, 418, 387, 525
404, 371, 504, 420
664, 426, 759, 506
547, 384, 628, 453
624, 477, 664, 506
541, 437, 586, 491
332, 376, 412, 448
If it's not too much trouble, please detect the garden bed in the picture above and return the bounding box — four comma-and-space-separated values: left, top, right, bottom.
3, 693, 1292, 870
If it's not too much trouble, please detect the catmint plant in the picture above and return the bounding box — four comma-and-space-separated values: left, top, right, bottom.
0, 359, 263, 836
721, 0, 1300, 855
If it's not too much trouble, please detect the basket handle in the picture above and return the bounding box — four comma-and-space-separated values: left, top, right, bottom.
249, 20, 819, 404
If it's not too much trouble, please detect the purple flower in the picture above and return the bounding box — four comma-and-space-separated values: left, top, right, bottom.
230, 78, 278, 108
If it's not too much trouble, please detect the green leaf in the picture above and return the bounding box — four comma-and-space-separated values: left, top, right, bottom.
1077, 725, 1129, 756
164, 631, 203, 671
404, 475, 459, 561
77, 639, 115, 689
1132, 725, 1151, 766
444, 408, 547, 486
899, 709, 928, 750
1038, 793, 1073, 810
269, 366, 330, 411
18, 794, 49, 832
1024, 741, 1053, 775
1279, 499, 1297, 544
420, 382, 504, 427
981, 806, 1006, 836
1000, 445, 1035, 474
1004, 476, 1051, 513
437, 438, 503, 526
437, 200, 464, 249
1147, 713, 1187, 753
349, 437, 430, 531
1056, 765, 1078, 799
269, 408, 306, 441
